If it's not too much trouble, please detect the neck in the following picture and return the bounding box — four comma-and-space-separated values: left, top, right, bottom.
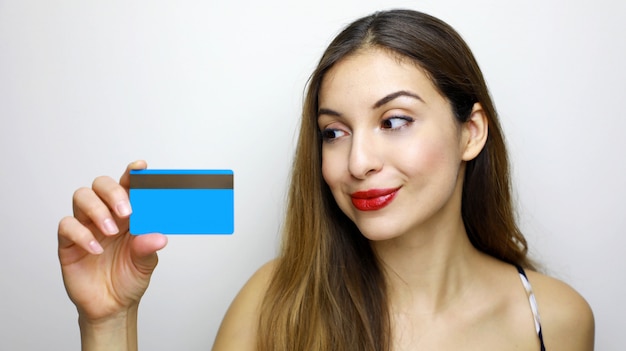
371, 218, 484, 316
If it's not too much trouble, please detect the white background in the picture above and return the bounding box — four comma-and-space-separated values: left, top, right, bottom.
1, 0, 624, 349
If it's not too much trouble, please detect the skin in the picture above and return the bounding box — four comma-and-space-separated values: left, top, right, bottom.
58, 160, 168, 350
317, 49, 479, 244
58, 50, 594, 350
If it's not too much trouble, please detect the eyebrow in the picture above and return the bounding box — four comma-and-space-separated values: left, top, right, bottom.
317, 90, 423, 118
372, 90, 423, 109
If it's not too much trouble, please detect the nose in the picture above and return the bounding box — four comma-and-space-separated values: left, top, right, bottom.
348, 132, 383, 179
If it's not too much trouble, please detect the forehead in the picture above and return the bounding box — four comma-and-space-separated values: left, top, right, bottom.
319, 49, 441, 106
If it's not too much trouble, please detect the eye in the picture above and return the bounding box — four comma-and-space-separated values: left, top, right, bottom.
321, 128, 348, 142
381, 116, 413, 130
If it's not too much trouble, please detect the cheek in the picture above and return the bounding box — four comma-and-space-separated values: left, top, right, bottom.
398, 136, 460, 178
321, 148, 339, 188
321, 147, 353, 214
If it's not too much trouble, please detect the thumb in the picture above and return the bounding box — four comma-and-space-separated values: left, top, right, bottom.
130, 233, 168, 275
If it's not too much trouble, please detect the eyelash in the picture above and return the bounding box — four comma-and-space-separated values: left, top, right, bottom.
320, 116, 414, 142
381, 116, 414, 130
320, 129, 346, 142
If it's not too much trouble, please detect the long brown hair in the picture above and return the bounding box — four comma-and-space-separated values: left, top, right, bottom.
258, 9, 533, 351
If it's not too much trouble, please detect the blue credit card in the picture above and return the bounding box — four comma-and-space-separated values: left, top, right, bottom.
129, 169, 234, 235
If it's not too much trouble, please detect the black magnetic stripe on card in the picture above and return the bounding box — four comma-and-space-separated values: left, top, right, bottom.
129, 174, 234, 189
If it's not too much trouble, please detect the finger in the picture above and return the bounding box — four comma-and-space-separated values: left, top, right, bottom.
130, 234, 168, 274
92, 175, 132, 220
119, 160, 148, 189
73, 186, 120, 236
58, 216, 103, 256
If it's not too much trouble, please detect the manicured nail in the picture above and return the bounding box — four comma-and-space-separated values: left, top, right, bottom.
116, 201, 132, 217
103, 218, 119, 235
89, 240, 104, 254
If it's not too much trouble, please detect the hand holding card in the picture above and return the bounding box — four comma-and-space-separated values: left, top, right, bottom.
129, 169, 234, 235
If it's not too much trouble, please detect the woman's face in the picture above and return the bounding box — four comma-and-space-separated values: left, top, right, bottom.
318, 49, 483, 241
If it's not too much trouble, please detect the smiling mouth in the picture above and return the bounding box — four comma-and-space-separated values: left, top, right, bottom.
350, 188, 399, 211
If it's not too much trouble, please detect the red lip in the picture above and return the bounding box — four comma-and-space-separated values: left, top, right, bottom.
350, 188, 399, 211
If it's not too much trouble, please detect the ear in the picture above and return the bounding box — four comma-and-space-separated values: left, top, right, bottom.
461, 102, 488, 161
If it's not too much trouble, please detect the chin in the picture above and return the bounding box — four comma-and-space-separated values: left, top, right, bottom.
354, 222, 404, 242
341, 208, 399, 241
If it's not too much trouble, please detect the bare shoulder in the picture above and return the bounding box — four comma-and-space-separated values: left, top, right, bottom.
525, 270, 595, 351
211, 259, 277, 351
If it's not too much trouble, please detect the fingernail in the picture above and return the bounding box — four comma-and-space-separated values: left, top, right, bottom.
89, 240, 104, 254
103, 218, 119, 235
116, 201, 132, 217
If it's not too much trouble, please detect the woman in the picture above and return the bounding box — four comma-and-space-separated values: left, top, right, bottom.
58, 9, 594, 350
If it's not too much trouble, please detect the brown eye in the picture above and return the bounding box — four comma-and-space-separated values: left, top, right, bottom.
321, 129, 347, 142
381, 116, 413, 129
